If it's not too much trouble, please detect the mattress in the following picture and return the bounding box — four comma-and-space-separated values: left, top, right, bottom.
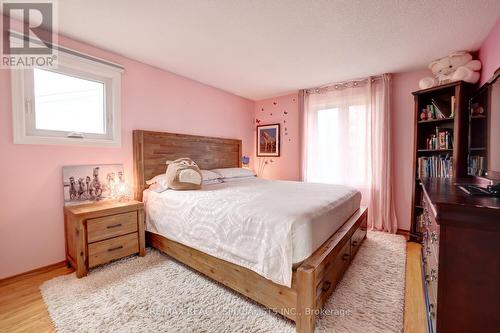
144, 178, 361, 287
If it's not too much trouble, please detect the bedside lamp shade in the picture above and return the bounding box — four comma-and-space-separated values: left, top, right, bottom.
112, 181, 132, 201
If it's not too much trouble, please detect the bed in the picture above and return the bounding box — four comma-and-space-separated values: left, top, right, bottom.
133, 130, 367, 333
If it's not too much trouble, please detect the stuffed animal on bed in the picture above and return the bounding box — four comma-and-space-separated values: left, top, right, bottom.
419, 51, 482, 89
165, 158, 202, 190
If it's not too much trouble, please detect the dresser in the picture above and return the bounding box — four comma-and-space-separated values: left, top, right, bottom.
419, 178, 500, 333
64, 200, 145, 278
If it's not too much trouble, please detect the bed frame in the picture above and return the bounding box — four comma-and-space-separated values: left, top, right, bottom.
133, 130, 367, 333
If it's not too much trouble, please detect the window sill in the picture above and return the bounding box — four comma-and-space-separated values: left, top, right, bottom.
13, 134, 121, 148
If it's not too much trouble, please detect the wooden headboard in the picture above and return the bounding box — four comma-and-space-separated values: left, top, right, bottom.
133, 130, 242, 200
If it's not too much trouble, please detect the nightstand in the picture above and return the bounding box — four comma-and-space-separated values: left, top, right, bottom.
64, 200, 145, 278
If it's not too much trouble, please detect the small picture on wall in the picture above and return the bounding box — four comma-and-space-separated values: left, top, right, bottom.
62, 164, 124, 206
257, 123, 280, 157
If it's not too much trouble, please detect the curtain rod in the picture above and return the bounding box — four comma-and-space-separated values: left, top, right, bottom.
305, 74, 386, 94
8, 30, 125, 71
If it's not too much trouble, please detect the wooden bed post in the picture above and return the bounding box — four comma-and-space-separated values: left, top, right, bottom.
296, 265, 316, 333
133, 130, 145, 201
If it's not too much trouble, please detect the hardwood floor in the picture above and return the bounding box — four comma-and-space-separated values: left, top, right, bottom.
0, 242, 426, 333
404, 242, 427, 333
0, 262, 73, 333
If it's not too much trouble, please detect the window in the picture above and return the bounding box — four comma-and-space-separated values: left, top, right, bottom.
308, 104, 370, 188
304, 84, 375, 207
33, 69, 105, 134
303, 75, 397, 232
11, 48, 122, 146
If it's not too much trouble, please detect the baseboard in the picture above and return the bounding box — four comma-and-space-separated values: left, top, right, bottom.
0, 260, 68, 286
397, 228, 410, 240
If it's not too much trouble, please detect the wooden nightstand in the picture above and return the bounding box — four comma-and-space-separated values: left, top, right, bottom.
64, 200, 145, 278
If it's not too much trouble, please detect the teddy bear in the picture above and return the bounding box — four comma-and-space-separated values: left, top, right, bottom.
419, 51, 482, 89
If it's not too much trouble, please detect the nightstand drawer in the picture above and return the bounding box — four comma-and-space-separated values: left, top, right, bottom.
88, 233, 139, 268
87, 211, 138, 243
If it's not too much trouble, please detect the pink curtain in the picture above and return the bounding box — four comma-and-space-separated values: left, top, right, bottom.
299, 74, 398, 232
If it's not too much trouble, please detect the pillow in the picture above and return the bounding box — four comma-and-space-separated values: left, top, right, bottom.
165, 158, 202, 190
202, 178, 223, 186
211, 168, 256, 179
222, 175, 256, 183
148, 182, 168, 193
200, 170, 221, 182
146, 174, 166, 186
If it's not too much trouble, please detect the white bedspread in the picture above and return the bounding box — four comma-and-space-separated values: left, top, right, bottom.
144, 178, 361, 287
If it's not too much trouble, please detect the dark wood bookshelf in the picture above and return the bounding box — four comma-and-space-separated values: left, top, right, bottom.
468, 81, 490, 177
410, 81, 473, 242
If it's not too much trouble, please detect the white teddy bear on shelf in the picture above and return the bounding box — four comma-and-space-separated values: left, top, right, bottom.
419, 51, 482, 89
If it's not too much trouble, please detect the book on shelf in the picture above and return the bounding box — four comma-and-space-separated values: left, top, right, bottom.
421, 97, 453, 121
423, 104, 438, 119
426, 127, 453, 150
417, 154, 453, 178
468, 155, 485, 176
430, 98, 449, 119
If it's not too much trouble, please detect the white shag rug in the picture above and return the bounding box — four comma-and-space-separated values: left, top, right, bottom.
41, 231, 406, 333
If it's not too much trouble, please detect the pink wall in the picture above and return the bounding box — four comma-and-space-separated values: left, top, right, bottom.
0, 29, 254, 278
479, 18, 500, 85
254, 93, 300, 180
391, 69, 431, 231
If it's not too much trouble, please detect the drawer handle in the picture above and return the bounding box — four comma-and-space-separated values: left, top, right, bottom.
430, 268, 437, 281
425, 271, 437, 283
108, 246, 123, 252
322, 281, 332, 292
106, 223, 122, 229
342, 253, 350, 261
429, 303, 436, 317
352, 240, 358, 247
430, 231, 438, 244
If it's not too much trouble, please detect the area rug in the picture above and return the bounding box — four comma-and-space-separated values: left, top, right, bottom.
41, 231, 406, 333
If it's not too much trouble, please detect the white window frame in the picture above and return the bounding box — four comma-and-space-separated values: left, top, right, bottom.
11, 46, 123, 147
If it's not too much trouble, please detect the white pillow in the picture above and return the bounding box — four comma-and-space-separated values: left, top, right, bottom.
200, 170, 222, 181
202, 178, 223, 185
146, 174, 166, 186
222, 175, 256, 183
148, 182, 168, 193
211, 168, 256, 179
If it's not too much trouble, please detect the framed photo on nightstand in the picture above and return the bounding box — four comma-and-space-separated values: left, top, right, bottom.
62, 164, 125, 205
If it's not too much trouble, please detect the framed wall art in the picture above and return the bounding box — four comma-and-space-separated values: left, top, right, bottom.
257, 123, 280, 157
62, 164, 125, 205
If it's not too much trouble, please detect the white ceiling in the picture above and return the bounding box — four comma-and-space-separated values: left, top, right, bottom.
51, 1, 500, 99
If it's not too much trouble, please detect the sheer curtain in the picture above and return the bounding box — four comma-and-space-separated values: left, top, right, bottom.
299, 74, 397, 232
